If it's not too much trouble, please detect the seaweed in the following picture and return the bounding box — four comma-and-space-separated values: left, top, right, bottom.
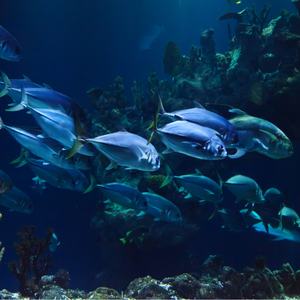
8, 226, 54, 297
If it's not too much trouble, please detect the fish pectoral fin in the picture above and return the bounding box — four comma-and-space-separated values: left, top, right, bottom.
229, 149, 246, 159
136, 211, 146, 217
253, 138, 268, 151
106, 159, 118, 170
153, 217, 161, 221
258, 129, 278, 143
137, 147, 148, 161
162, 148, 174, 154
103, 200, 111, 204
184, 193, 193, 199
6, 104, 24, 112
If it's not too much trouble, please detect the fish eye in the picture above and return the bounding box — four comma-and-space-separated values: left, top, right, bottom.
155, 156, 160, 164
218, 145, 224, 154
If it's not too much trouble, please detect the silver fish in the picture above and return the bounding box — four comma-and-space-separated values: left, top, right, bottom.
228, 109, 293, 159
0, 25, 21, 61
167, 169, 222, 204
0, 71, 42, 99
20, 89, 96, 157
279, 206, 300, 231
0, 118, 91, 170
0, 73, 86, 122
157, 97, 238, 146
140, 192, 182, 222
253, 222, 300, 243
73, 128, 160, 171
219, 208, 245, 232
24, 155, 89, 192
97, 183, 148, 211
0, 187, 33, 213
222, 174, 264, 204
264, 188, 283, 205
157, 120, 227, 160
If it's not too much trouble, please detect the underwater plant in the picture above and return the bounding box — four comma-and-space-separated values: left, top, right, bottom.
8, 226, 54, 297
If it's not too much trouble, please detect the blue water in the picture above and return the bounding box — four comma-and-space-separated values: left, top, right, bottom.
0, 0, 299, 293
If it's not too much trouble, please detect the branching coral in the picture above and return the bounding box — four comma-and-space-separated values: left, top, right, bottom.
8, 226, 53, 297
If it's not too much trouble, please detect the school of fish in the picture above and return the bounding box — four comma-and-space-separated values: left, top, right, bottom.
0, 23, 299, 243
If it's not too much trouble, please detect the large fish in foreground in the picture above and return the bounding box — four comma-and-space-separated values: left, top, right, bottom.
156, 96, 238, 147
228, 109, 293, 159
153, 120, 227, 160
69, 128, 160, 172
0, 25, 22, 61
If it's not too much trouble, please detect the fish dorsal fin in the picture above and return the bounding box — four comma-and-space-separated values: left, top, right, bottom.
42, 83, 53, 90
22, 74, 32, 82
195, 169, 202, 175
229, 108, 248, 115
193, 101, 205, 109
147, 188, 155, 194
116, 126, 127, 132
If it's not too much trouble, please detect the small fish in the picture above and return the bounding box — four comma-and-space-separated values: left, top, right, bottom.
151, 120, 227, 160
97, 183, 148, 211
239, 209, 262, 228
220, 174, 264, 205
140, 191, 182, 222
156, 96, 238, 147
120, 226, 150, 244
228, 0, 242, 4
20, 152, 90, 192
161, 165, 222, 204
219, 208, 246, 232
0, 25, 21, 61
253, 222, 300, 243
254, 201, 280, 232
49, 233, 60, 252
279, 205, 300, 231
69, 127, 160, 172
264, 188, 284, 205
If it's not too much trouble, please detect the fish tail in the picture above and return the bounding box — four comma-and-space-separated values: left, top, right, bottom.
83, 173, 97, 194
160, 163, 173, 188
208, 204, 218, 220
66, 115, 87, 159
215, 170, 224, 191
10, 148, 27, 167
147, 109, 158, 145
20, 86, 29, 108
0, 70, 10, 98
147, 94, 163, 130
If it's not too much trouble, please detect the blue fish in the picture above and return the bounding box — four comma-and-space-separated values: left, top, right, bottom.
49, 233, 60, 252
0, 25, 21, 61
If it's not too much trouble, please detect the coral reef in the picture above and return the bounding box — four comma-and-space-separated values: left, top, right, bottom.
3, 256, 300, 299
8, 226, 54, 297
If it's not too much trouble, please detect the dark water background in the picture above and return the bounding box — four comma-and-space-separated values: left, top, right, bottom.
0, 0, 299, 293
